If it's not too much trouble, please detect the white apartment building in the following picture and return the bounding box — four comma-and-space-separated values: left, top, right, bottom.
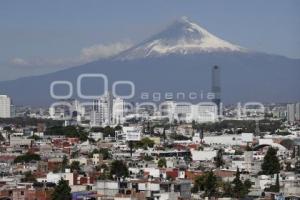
287, 103, 295, 123
160, 101, 217, 123
123, 126, 142, 141
195, 103, 218, 122
296, 102, 300, 121
160, 100, 176, 121
0, 95, 11, 118
91, 94, 125, 126
91, 94, 112, 126
46, 170, 74, 186
112, 97, 125, 124
203, 133, 254, 146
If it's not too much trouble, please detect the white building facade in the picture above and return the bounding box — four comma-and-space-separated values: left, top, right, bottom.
287, 103, 295, 123
0, 95, 11, 118
160, 101, 217, 123
112, 97, 125, 125
91, 93, 113, 126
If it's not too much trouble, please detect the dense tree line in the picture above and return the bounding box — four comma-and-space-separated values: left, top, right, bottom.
193, 119, 283, 134
90, 125, 121, 137
14, 153, 41, 163
45, 126, 88, 141
0, 117, 63, 128
89, 148, 111, 160
170, 134, 190, 140
21, 171, 37, 183
192, 169, 252, 198
135, 137, 155, 149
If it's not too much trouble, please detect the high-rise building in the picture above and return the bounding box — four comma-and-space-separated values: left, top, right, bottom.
90, 110, 102, 127
90, 92, 114, 126
112, 97, 125, 124
287, 103, 295, 123
295, 102, 300, 121
71, 99, 85, 122
175, 103, 192, 122
194, 103, 217, 123
211, 65, 221, 114
49, 99, 84, 122
160, 100, 176, 122
10, 104, 16, 118
0, 95, 11, 118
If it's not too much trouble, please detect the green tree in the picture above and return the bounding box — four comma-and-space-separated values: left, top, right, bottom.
21, 171, 37, 182
261, 147, 280, 175
222, 181, 233, 197
275, 173, 280, 192
214, 149, 224, 168
232, 168, 251, 198
244, 179, 252, 193
51, 178, 71, 200
244, 179, 252, 194
28, 135, 41, 141
70, 161, 81, 172
192, 120, 197, 129
266, 173, 280, 192
3, 126, 12, 132
158, 158, 167, 168
232, 168, 244, 198
275, 174, 280, 192
99, 148, 111, 160
103, 126, 115, 137
114, 125, 122, 131
61, 155, 68, 172
14, 153, 41, 163
90, 148, 111, 160
162, 127, 166, 142
170, 134, 190, 140
136, 137, 155, 149
45, 125, 88, 141
110, 160, 128, 178
144, 154, 154, 161
204, 171, 218, 197
192, 171, 218, 198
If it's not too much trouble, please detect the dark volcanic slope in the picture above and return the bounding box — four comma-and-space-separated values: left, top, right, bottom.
0, 52, 299, 106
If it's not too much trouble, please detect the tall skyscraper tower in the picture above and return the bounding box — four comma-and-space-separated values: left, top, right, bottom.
211, 65, 221, 114
90, 92, 114, 126
295, 102, 300, 121
287, 103, 295, 123
0, 95, 11, 118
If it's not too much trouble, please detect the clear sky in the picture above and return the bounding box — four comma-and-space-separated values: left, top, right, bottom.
0, 0, 299, 81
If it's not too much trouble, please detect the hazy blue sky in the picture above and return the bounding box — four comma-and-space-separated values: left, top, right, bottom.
0, 0, 299, 81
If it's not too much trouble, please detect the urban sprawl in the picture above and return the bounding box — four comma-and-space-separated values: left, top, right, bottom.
0, 67, 300, 200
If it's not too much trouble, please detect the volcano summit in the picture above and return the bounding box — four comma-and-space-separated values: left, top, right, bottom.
0, 17, 299, 105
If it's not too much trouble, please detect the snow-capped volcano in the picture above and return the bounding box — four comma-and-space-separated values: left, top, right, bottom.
117, 17, 245, 60
1, 16, 299, 105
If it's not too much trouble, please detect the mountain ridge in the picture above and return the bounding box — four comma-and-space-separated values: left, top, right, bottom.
115, 17, 246, 60
0, 17, 299, 106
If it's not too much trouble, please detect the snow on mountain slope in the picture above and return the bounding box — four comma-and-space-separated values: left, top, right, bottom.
116, 16, 246, 60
